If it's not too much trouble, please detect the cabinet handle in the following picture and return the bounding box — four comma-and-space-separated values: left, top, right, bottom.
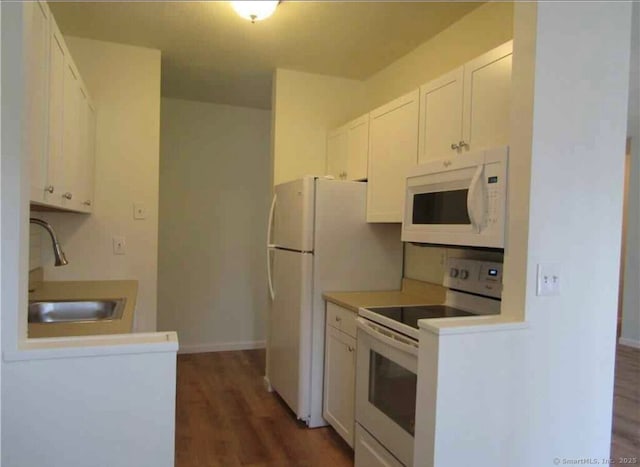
347, 345, 354, 352
459, 140, 469, 149
45, 185, 55, 194
451, 143, 460, 150
335, 316, 342, 322
83, 200, 92, 206
63, 192, 73, 200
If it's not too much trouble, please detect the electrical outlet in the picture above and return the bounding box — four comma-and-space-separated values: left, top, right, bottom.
133, 203, 146, 220
112, 236, 126, 255
536, 263, 561, 296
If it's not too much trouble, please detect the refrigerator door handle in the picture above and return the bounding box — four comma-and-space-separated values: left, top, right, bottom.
267, 194, 277, 300
267, 248, 275, 300
267, 194, 277, 248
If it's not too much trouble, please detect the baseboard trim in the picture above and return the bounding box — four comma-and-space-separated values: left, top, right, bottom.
178, 340, 266, 354
618, 337, 640, 349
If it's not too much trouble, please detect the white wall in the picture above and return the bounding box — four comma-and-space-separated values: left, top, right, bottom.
621, 2, 640, 348
510, 2, 630, 464
271, 69, 366, 186
3, 342, 176, 467
38, 37, 161, 332
158, 98, 271, 352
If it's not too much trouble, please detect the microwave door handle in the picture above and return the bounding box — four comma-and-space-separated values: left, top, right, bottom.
467, 165, 484, 233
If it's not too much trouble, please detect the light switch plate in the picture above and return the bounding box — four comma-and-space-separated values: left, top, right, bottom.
536, 263, 561, 296
112, 236, 126, 255
133, 203, 146, 220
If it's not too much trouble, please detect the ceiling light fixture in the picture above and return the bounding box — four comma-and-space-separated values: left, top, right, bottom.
230, 1, 280, 24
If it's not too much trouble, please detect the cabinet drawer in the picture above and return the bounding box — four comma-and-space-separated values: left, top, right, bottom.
326, 302, 357, 338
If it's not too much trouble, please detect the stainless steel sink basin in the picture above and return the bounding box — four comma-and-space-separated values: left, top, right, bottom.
28, 299, 126, 323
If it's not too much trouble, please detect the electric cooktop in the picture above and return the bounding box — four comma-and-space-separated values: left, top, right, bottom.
366, 305, 475, 330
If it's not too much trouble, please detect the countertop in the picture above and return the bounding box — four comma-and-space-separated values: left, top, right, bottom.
323, 278, 447, 312
28, 269, 138, 338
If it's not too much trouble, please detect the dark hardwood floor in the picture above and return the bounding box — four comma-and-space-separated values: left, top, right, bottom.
175, 350, 354, 467
176, 346, 639, 467
612, 344, 640, 460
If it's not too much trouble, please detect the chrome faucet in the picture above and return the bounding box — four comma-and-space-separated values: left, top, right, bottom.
30, 217, 68, 266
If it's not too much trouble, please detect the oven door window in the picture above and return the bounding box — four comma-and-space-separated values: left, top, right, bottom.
412, 189, 470, 225
369, 350, 417, 436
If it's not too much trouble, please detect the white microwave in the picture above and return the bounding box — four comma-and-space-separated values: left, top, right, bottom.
401, 146, 508, 248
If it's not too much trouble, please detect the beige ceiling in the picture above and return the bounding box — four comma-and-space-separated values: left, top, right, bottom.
48, 1, 483, 109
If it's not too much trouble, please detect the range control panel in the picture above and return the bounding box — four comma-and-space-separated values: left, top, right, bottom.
443, 258, 503, 299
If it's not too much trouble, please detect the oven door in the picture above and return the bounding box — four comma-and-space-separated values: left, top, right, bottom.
355, 317, 418, 467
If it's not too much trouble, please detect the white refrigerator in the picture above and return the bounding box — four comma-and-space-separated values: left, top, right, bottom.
266, 176, 403, 428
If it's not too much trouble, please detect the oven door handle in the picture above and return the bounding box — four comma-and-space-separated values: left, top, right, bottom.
356, 318, 419, 357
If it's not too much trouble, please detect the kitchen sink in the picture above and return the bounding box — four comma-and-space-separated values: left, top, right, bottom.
28, 299, 126, 323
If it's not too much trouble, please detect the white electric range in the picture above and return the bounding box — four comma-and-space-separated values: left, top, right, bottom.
354, 258, 503, 467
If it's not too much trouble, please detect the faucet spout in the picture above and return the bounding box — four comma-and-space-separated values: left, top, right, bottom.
29, 218, 69, 266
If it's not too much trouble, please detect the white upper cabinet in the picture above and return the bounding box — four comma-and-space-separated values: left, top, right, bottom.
418, 67, 464, 164
346, 114, 369, 181
26, 1, 50, 203
45, 21, 66, 206
28, 6, 96, 213
462, 41, 513, 153
418, 40, 513, 163
367, 89, 419, 223
326, 125, 348, 180
326, 113, 370, 181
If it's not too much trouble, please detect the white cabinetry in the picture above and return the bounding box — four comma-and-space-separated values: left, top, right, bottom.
367, 89, 419, 222
462, 41, 513, 153
418, 67, 464, 164
346, 114, 369, 181
326, 126, 348, 180
326, 113, 370, 181
28, 5, 96, 213
418, 41, 513, 163
26, 0, 51, 203
323, 303, 357, 447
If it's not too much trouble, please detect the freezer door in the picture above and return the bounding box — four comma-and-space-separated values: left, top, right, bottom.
267, 248, 314, 421
273, 178, 315, 252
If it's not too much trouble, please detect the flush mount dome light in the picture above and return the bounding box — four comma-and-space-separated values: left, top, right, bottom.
230, 1, 280, 23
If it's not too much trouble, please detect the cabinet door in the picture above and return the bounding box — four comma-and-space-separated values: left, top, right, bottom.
323, 325, 356, 447
326, 126, 348, 180
367, 89, 419, 223
61, 60, 82, 210
346, 114, 369, 181
77, 89, 96, 212
461, 40, 513, 152
26, 0, 50, 203
418, 67, 464, 164
45, 22, 66, 206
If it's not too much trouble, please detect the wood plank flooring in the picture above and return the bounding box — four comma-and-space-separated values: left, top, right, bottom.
176, 346, 639, 467
612, 344, 640, 460
175, 350, 354, 467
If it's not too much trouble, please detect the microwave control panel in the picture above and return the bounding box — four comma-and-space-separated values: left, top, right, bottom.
444, 258, 503, 299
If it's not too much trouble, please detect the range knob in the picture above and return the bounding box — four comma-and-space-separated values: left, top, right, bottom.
449, 268, 459, 278
460, 269, 469, 280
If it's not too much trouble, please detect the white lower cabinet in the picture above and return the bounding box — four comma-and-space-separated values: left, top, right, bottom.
323, 303, 357, 447
355, 423, 403, 467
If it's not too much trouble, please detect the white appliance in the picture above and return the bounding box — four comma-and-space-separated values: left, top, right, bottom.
355, 258, 502, 467
266, 176, 403, 428
401, 146, 508, 248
